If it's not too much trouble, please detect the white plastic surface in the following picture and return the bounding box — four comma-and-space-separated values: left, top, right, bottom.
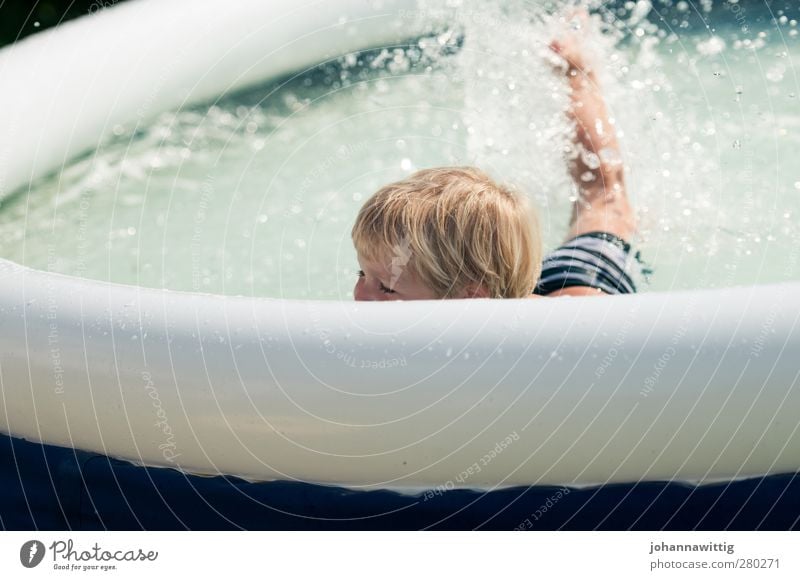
2, 257, 799, 488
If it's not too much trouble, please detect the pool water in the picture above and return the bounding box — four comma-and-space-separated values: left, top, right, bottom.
0, 0, 797, 298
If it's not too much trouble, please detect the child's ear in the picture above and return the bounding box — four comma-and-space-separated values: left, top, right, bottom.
461, 284, 491, 299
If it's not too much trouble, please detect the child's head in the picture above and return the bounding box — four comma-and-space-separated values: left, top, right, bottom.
351, 166, 541, 301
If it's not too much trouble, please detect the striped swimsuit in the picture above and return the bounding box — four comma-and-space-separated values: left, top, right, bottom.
533, 231, 650, 296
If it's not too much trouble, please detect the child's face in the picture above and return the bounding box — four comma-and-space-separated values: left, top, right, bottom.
354, 252, 439, 301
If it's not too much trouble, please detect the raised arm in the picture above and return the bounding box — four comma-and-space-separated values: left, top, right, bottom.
551, 15, 636, 243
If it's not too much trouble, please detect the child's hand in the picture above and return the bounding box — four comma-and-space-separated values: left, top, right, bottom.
548, 9, 594, 78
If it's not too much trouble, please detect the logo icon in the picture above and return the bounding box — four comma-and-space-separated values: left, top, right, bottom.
389, 236, 412, 289
20, 540, 46, 568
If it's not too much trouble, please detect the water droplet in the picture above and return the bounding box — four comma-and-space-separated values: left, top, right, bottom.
697, 36, 726, 56
766, 65, 785, 83
580, 150, 601, 170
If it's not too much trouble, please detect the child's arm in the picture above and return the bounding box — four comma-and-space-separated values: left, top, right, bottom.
551, 16, 636, 243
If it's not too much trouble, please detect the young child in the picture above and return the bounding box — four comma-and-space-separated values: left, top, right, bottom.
352, 13, 640, 301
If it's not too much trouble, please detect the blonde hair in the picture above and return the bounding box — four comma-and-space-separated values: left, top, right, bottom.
351, 166, 542, 298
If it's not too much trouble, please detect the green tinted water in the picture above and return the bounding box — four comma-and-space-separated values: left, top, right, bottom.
1, 1, 797, 297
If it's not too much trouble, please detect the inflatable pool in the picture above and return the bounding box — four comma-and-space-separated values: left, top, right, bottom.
1, 0, 799, 528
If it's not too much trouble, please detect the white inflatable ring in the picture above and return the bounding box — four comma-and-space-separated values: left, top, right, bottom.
0, 0, 798, 491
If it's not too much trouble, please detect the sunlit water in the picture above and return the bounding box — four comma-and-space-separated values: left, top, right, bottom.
0, 0, 798, 298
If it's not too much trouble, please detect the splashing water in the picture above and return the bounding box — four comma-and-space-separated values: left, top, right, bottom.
0, 0, 798, 298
